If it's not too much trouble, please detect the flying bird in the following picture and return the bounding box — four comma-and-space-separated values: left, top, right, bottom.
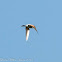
21, 24, 38, 41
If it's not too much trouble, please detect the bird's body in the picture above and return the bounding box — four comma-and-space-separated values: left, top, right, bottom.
21, 24, 38, 41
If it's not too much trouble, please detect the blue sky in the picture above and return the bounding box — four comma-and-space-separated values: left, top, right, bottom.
0, 0, 62, 62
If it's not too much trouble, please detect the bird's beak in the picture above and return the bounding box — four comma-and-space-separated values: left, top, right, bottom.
21, 25, 26, 27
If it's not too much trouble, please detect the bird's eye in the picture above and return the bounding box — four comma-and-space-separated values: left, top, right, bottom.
28, 25, 29, 27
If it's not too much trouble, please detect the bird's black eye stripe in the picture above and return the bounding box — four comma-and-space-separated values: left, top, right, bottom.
28, 25, 32, 28
28, 25, 29, 27
28, 25, 30, 27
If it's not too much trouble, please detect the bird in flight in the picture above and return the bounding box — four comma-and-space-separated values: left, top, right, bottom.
21, 24, 38, 41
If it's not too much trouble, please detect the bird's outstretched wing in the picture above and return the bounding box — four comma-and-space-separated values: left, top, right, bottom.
26, 27, 30, 41
30, 25, 38, 32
